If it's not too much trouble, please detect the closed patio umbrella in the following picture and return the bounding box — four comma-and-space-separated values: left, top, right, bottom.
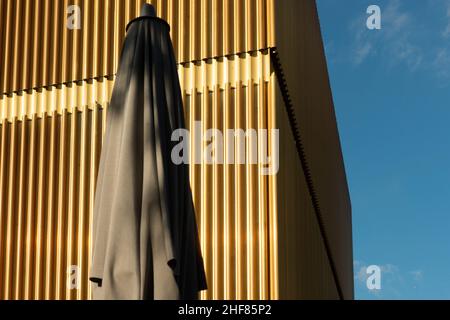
89, 3, 207, 300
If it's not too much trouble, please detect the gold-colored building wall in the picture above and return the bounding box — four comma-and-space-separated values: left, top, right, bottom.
179, 52, 278, 300
0, 0, 353, 300
273, 0, 354, 299
0, 52, 280, 300
0, 0, 275, 94
275, 82, 339, 299
0, 107, 104, 300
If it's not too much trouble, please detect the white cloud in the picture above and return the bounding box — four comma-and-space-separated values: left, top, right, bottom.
382, 0, 411, 38
355, 263, 399, 282
380, 264, 400, 275
330, 0, 450, 85
349, 0, 423, 70
442, 3, 450, 37
392, 41, 423, 71
354, 261, 423, 298
433, 47, 450, 79
354, 262, 396, 297
355, 264, 367, 283
354, 42, 373, 65
324, 40, 338, 64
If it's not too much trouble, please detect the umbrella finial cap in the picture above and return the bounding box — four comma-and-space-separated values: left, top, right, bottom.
140, 3, 156, 17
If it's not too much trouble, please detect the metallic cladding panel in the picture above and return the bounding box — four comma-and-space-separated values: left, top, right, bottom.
273, 0, 354, 299
0, 0, 275, 94
275, 82, 339, 299
0, 0, 353, 300
0, 79, 115, 124
0, 52, 279, 300
0, 108, 104, 300
181, 52, 278, 300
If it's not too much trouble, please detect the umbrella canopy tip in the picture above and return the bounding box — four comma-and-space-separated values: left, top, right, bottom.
141, 3, 156, 18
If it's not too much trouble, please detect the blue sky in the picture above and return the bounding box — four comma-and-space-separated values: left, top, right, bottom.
316, 0, 450, 299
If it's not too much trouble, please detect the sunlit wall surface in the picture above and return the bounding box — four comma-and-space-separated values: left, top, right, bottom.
0, 0, 353, 300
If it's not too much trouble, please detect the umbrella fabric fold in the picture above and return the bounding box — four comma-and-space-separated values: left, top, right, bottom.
89, 4, 207, 300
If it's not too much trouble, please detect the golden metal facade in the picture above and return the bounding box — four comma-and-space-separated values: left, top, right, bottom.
180, 52, 278, 300
0, 52, 279, 300
0, 0, 275, 94
0, 107, 104, 300
273, 0, 353, 298
0, 0, 353, 300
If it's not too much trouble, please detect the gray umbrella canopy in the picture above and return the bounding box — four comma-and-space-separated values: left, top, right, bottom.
89, 3, 207, 300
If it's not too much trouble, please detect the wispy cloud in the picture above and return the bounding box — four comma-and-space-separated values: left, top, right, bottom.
442, 2, 450, 38
354, 260, 424, 299
431, 0, 450, 83
324, 40, 338, 64
350, 0, 422, 69
393, 42, 423, 71
433, 48, 450, 78
330, 1, 423, 69
346, 0, 450, 86
382, 0, 411, 37
354, 262, 398, 297
354, 42, 373, 65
